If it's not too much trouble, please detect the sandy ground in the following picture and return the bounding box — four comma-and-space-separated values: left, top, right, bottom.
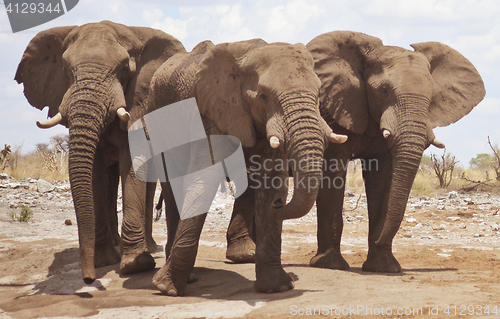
1, 176, 500, 319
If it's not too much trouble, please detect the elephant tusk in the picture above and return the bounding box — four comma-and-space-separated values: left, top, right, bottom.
36, 112, 62, 129
330, 133, 348, 144
383, 129, 391, 139
117, 107, 130, 122
431, 138, 446, 149
270, 136, 280, 148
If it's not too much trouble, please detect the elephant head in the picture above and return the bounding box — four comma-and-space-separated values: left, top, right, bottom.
15, 21, 185, 283
193, 40, 346, 221
307, 31, 484, 248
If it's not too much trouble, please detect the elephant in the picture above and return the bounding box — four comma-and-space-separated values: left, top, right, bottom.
15, 21, 186, 284
304, 31, 485, 272
132, 39, 348, 296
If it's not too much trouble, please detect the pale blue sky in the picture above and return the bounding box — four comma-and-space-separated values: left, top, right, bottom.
1, 0, 499, 166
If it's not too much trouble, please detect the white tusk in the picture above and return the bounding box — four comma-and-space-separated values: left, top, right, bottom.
431, 138, 446, 149
383, 129, 391, 139
117, 107, 130, 122
36, 112, 62, 129
330, 133, 348, 144
270, 136, 280, 148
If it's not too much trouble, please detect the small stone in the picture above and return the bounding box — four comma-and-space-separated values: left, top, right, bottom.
447, 216, 460, 221
37, 179, 55, 193
406, 217, 417, 223
448, 191, 458, 199
432, 224, 446, 231
345, 190, 356, 197
0, 173, 13, 180
464, 198, 474, 205
491, 223, 499, 231
8, 183, 21, 189
64, 219, 73, 226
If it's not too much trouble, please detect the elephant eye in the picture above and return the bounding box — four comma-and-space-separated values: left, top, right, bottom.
380, 86, 389, 97
260, 93, 268, 102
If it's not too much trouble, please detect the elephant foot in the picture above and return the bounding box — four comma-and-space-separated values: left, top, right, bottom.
146, 236, 158, 253
152, 264, 189, 296
120, 251, 156, 275
254, 267, 294, 293
94, 243, 121, 268
226, 237, 255, 263
362, 248, 402, 273
309, 249, 350, 270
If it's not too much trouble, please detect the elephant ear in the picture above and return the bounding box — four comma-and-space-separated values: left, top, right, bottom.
194, 39, 267, 147
411, 42, 485, 128
125, 26, 186, 126
14, 25, 76, 118
307, 31, 383, 134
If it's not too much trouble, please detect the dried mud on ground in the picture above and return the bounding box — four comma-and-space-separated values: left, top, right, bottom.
1, 177, 500, 319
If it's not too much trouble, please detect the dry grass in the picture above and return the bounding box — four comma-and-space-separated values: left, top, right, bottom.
2, 149, 68, 181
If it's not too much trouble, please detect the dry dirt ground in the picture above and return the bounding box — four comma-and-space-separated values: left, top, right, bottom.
1, 176, 500, 319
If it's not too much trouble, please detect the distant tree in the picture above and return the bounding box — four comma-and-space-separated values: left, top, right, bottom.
431, 149, 459, 188
469, 153, 493, 169
35, 143, 50, 153
488, 136, 500, 182
50, 134, 69, 153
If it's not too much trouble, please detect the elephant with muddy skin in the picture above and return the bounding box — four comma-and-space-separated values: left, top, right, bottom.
133, 39, 347, 296
15, 21, 186, 284
305, 31, 485, 272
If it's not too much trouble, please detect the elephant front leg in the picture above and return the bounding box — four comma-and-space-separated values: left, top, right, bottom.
362, 154, 402, 273
153, 213, 207, 296
310, 167, 349, 270
253, 167, 293, 293
92, 148, 120, 268
119, 146, 155, 275
226, 173, 256, 263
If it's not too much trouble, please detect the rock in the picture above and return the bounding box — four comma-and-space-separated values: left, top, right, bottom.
464, 198, 474, 205
419, 196, 430, 201
432, 224, 446, 231
448, 191, 458, 199
37, 179, 55, 193
491, 223, 499, 231
406, 217, 417, 223
8, 183, 21, 189
447, 216, 460, 221
345, 190, 356, 197
64, 219, 73, 226
0, 173, 13, 180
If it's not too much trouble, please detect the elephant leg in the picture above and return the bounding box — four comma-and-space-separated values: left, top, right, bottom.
310, 167, 349, 270
119, 145, 155, 275
153, 213, 207, 296
162, 181, 180, 259
92, 148, 120, 268
145, 181, 158, 253
362, 154, 402, 273
226, 173, 256, 263
253, 159, 293, 293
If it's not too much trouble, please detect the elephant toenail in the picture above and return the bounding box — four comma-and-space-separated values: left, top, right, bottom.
280, 285, 289, 292
167, 289, 178, 296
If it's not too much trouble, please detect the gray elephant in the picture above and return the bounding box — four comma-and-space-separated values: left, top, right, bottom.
15, 21, 186, 284
135, 39, 347, 296
305, 31, 485, 272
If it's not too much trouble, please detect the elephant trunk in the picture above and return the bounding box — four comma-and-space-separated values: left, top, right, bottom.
376, 95, 428, 247
274, 91, 325, 221
67, 71, 109, 284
